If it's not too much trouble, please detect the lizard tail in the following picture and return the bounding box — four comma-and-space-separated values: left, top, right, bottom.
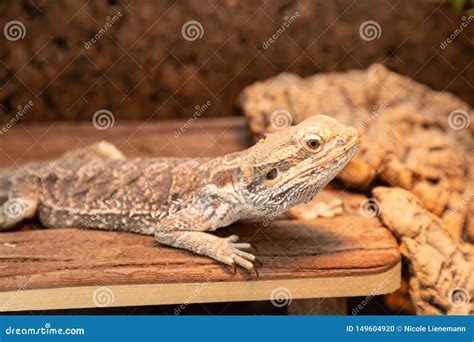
0, 142, 124, 230
0, 168, 39, 231
0, 173, 12, 230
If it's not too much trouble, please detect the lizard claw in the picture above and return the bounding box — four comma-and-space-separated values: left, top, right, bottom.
217, 235, 256, 272
253, 258, 263, 267
251, 267, 259, 280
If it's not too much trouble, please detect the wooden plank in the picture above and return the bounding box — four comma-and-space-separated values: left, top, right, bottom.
0, 265, 400, 312
0, 117, 401, 311
0, 117, 249, 168
0, 211, 399, 289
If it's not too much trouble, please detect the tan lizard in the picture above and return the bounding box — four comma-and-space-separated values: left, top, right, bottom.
0, 115, 360, 271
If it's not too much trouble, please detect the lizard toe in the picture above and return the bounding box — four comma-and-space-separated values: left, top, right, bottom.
217, 236, 256, 272
232, 254, 254, 270
216, 255, 235, 266
231, 242, 251, 250
226, 235, 239, 242
232, 248, 255, 261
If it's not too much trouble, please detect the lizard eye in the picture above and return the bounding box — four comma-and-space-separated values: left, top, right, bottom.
306, 139, 320, 149
266, 168, 278, 180
302, 134, 323, 152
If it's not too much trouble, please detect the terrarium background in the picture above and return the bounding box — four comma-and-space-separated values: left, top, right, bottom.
0, 0, 472, 123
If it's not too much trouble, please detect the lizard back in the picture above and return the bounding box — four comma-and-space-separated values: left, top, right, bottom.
35, 157, 209, 233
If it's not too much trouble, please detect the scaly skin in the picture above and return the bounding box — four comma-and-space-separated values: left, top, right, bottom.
0, 115, 360, 271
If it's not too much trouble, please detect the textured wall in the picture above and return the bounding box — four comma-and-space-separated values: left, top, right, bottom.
0, 0, 472, 122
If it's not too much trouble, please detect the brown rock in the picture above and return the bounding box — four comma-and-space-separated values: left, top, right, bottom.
240, 64, 473, 238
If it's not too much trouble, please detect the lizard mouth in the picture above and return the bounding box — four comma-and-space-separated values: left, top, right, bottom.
323, 139, 360, 164
287, 138, 360, 183
271, 141, 358, 204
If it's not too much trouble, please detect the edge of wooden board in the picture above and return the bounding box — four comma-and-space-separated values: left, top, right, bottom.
0, 262, 401, 312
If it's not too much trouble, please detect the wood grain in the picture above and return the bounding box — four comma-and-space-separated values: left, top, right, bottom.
0, 117, 401, 311
0, 117, 249, 168
0, 212, 400, 289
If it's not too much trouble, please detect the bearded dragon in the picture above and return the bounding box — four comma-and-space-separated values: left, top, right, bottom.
0, 115, 360, 271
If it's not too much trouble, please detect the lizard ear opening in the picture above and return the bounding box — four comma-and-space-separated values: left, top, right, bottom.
266, 168, 278, 180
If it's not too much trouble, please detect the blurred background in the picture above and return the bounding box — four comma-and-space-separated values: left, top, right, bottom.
0, 0, 472, 316
0, 0, 472, 124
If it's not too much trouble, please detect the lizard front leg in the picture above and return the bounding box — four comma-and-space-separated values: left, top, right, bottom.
153, 204, 256, 270
155, 231, 255, 270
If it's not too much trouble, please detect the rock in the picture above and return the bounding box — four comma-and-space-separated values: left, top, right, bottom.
240, 64, 473, 239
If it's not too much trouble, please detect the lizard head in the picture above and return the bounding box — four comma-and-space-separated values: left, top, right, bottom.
241, 114, 360, 215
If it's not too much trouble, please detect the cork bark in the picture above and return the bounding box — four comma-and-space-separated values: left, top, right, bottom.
240, 64, 473, 241
373, 187, 473, 315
